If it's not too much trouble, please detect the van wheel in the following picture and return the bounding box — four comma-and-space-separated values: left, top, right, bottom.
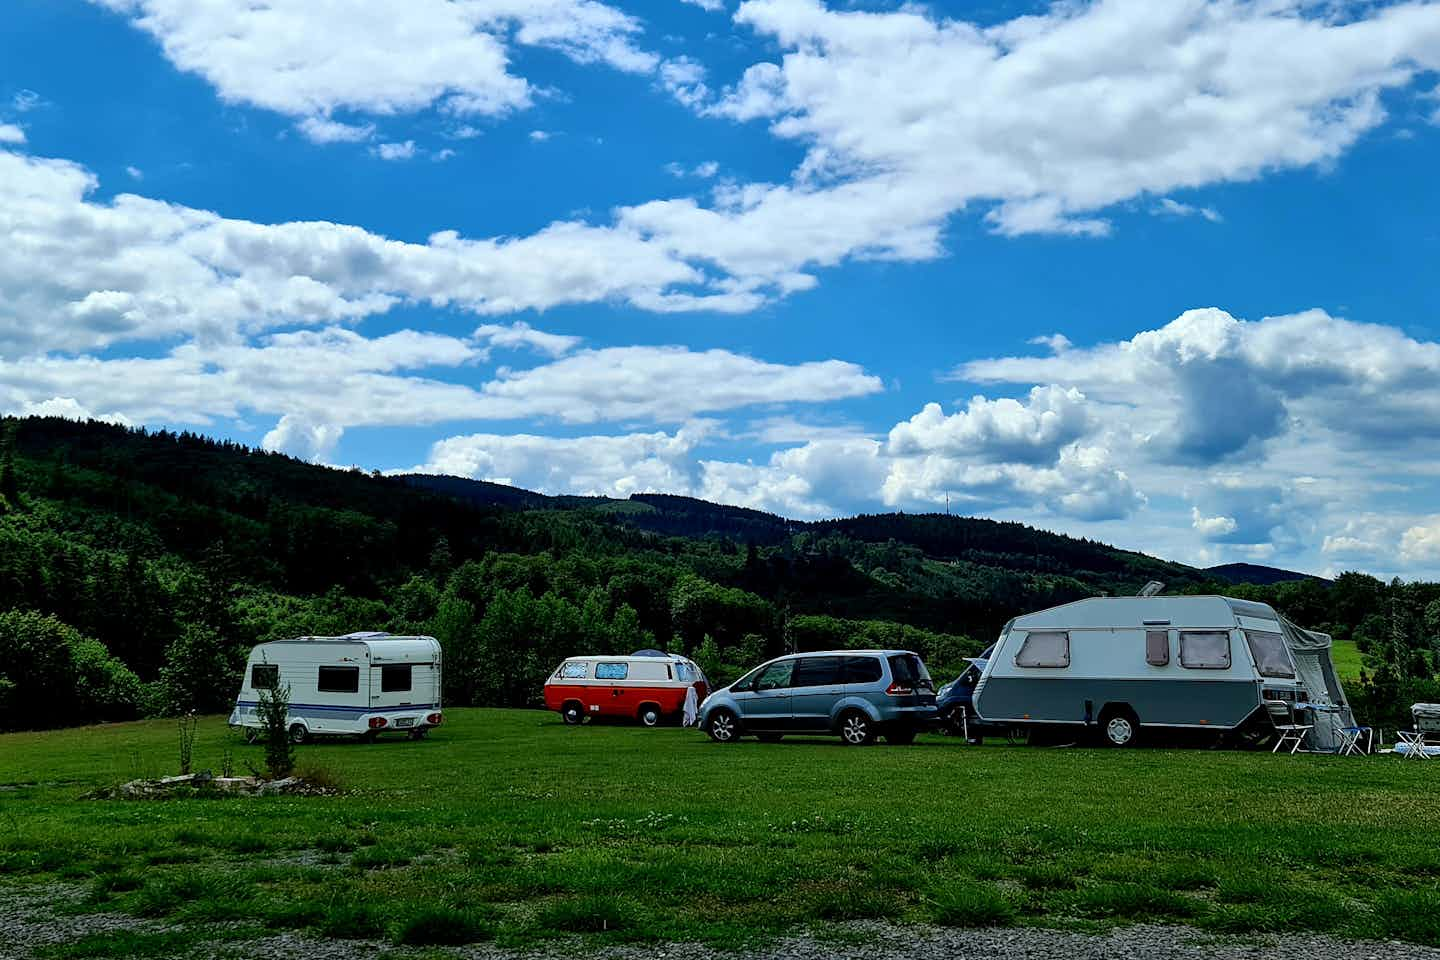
706, 709, 740, 743
1099, 707, 1139, 747
287, 723, 308, 744
885, 728, 917, 745
561, 702, 585, 725
638, 705, 661, 727
839, 711, 875, 746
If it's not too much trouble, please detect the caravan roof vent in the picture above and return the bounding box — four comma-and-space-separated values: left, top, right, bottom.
1138, 581, 1165, 598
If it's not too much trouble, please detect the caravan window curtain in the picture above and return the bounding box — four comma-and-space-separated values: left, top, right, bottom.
1015, 631, 1070, 668
1179, 631, 1231, 669
1244, 630, 1296, 678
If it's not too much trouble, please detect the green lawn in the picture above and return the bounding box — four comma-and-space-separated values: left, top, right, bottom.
1330, 637, 1364, 683
2, 710, 1439, 956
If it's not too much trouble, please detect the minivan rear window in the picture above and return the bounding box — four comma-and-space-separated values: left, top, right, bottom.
792, 657, 844, 687
887, 654, 934, 690
843, 656, 884, 684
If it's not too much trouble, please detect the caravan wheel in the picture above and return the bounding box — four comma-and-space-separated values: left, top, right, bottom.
287, 723, 309, 744
243, 727, 260, 745
1099, 707, 1139, 747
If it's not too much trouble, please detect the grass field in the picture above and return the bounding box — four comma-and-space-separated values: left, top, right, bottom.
1329, 638, 1364, 683
3, 709, 1440, 956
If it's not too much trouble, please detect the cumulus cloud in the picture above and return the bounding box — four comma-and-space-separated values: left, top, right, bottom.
262, 414, 345, 462
0, 124, 26, 144
473, 321, 580, 358
1191, 507, 1238, 538
886, 386, 1091, 465
89, 0, 656, 125
1401, 519, 1440, 564
296, 116, 376, 144
1154, 198, 1223, 223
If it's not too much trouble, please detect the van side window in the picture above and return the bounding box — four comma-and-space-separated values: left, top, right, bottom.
1244, 630, 1295, 678
675, 662, 694, 683
842, 656, 883, 684
1179, 631, 1231, 669
317, 666, 359, 693
1015, 631, 1070, 668
1145, 630, 1170, 666
560, 662, 588, 679
251, 664, 278, 690
792, 657, 844, 687
595, 662, 629, 680
380, 664, 411, 692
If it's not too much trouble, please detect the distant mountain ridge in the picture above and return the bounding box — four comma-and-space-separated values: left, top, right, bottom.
1204, 562, 1327, 586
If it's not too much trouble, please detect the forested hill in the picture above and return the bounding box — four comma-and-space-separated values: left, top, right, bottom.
2, 416, 1436, 733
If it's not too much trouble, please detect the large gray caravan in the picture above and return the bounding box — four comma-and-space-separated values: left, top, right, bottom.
971, 595, 1354, 747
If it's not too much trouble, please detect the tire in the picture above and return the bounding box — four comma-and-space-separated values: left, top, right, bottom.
408, 729, 428, 741
885, 728, 917, 745
561, 702, 585, 725
756, 733, 784, 743
706, 708, 740, 743
243, 727, 260, 745
838, 711, 876, 746
1099, 707, 1140, 748
638, 705, 661, 727
287, 722, 308, 744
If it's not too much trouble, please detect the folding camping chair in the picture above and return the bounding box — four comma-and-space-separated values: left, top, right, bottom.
1266, 699, 1313, 754
1337, 724, 1373, 756
1398, 703, 1440, 761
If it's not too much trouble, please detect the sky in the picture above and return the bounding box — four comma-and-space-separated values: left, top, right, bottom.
2, 0, 1440, 580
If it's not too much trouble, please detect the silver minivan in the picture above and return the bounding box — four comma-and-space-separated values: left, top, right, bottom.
698, 649, 937, 745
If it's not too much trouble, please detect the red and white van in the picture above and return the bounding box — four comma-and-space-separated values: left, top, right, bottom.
543, 651, 710, 726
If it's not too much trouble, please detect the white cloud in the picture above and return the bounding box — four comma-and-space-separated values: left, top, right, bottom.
473, 320, 580, 357
11, 90, 43, 113
372, 140, 418, 160
1401, 519, 1440, 564
19, 396, 132, 426
125, 165, 143, 180
433, 147, 457, 161
1153, 198, 1223, 223
0, 124, 26, 145
262, 414, 345, 462
296, 116, 376, 144
1191, 507, 1238, 538
886, 386, 1091, 465
680, 0, 724, 11
666, 159, 720, 178
90, 0, 656, 127
528, 129, 551, 141
660, 55, 710, 108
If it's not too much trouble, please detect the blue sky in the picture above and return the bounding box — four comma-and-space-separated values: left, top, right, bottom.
3, 0, 1440, 578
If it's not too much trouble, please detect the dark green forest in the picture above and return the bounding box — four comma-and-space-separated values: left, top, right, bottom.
1, 416, 1436, 732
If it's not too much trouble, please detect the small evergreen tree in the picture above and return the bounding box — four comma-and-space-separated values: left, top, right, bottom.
256, 682, 294, 779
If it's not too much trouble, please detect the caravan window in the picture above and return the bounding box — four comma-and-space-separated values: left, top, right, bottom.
1245, 630, 1295, 678
1145, 631, 1170, 666
317, 666, 360, 693
595, 662, 629, 680
560, 661, 588, 679
380, 664, 412, 692
251, 664, 278, 690
1015, 631, 1070, 668
1179, 631, 1231, 669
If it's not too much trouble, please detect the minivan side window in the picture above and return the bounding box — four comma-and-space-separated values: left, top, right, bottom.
755, 660, 794, 691
595, 662, 629, 680
1015, 631, 1070, 668
792, 657, 844, 687
317, 665, 359, 693
1244, 630, 1295, 678
843, 656, 884, 684
1145, 630, 1170, 667
380, 664, 412, 692
560, 661, 588, 679
1179, 631, 1231, 669
251, 664, 278, 690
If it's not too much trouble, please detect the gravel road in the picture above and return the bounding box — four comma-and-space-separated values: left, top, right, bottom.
3, 884, 1437, 960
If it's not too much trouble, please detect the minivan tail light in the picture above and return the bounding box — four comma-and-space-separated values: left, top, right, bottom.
368, 717, 388, 729
885, 682, 913, 697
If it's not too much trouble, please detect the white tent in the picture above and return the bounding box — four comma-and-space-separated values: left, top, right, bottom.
1280, 617, 1354, 751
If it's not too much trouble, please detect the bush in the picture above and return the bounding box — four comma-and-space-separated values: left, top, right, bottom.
0, 610, 141, 730
395, 906, 495, 945
256, 683, 294, 779
927, 882, 1016, 927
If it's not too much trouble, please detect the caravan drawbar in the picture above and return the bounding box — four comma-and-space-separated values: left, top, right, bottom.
971, 596, 1315, 746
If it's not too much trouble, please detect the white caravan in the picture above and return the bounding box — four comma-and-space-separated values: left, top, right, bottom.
229, 632, 443, 742
972, 595, 1352, 747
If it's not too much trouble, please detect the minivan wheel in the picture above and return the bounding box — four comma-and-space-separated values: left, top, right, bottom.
706, 709, 739, 743
839, 711, 875, 746
561, 702, 585, 725
639, 706, 661, 727
1100, 707, 1139, 747
287, 723, 308, 744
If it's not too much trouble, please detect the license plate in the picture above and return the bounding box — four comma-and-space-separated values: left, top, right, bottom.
394, 717, 414, 728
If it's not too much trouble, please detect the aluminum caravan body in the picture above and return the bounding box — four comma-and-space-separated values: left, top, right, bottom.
229, 632, 442, 742
971, 596, 1325, 746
